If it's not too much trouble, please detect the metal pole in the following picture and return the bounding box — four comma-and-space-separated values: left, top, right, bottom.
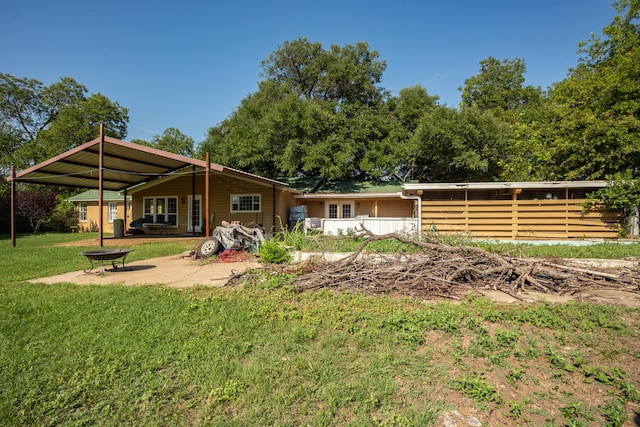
191, 165, 196, 235
99, 123, 104, 247
10, 166, 16, 247
205, 152, 211, 237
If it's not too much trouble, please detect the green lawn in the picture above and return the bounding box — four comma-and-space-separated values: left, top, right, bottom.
1, 233, 639, 426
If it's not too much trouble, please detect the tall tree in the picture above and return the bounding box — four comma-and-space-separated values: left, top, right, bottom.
201, 39, 392, 181
135, 127, 194, 157
0, 74, 128, 169
459, 57, 542, 116
407, 105, 510, 182
35, 93, 128, 160
382, 86, 440, 181
546, 0, 640, 179
260, 37, 387, 105
0, 74, 86, 168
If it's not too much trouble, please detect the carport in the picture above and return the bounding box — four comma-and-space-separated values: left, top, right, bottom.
7, 124, 285, 247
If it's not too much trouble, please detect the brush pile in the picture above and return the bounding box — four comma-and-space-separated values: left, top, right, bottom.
282, 229, 640, 300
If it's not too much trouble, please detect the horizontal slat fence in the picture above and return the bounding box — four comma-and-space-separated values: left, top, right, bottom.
422, 199, 619, 239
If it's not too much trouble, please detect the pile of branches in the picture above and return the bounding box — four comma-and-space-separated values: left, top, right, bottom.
280, 229, 640, 301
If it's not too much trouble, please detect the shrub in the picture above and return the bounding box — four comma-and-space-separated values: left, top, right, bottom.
258, 239, 293, 264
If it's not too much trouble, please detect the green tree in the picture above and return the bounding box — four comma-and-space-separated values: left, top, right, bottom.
136, 127, 194, 157
458, 57, 552, 182
582, 170, 640, 236
0, 74, 85, 168
408, 105, 510, 182
0, 74, 129, 169
260, 37, 387, 105
546, 0, 640, 179
200, 39, 391, 181
35, 93, 128, 160
459, 57, 542, 117
382, 85, 440, 181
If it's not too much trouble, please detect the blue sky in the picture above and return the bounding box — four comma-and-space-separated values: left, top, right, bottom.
3, 0, 617, 144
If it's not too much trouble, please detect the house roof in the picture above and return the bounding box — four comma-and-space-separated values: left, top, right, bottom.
68, 189, 130, 202
286, 177, 406, 199
7, 135, 289, 191
402, 181, 609, 191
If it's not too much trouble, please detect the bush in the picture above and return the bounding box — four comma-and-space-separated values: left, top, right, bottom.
258, 239, 293, 264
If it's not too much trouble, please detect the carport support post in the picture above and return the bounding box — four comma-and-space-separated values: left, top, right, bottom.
98, 123, 104, 247
205, 152, 211, 237
10, 166, 15, 247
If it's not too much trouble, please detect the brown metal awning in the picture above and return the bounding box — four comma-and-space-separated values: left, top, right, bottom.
7, 128, 287, 246
9, 135, 284, 191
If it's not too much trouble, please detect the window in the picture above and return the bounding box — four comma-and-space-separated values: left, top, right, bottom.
108, 203, 118, 223
326, 201, 354, 219
231, 194, 261, 212
79, 203, 87, 222
143, 196, 178, 225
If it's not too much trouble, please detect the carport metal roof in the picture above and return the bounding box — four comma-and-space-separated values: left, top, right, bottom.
7, 129, 288, 247
8, 135, 286, 191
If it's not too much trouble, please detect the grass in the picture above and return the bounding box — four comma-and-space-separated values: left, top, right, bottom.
278, 229, 640, 259
1, 232, 640, 425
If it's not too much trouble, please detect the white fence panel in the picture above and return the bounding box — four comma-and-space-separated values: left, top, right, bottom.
321, 218, 420, 236
321, 218, 362, 235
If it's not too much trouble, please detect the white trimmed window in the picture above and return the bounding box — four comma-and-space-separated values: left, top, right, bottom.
231, 194, 261, 213
326, 201, 354, 219
79, 203, 87, 222
143, 196, 178, 225
108, 203, 118, 223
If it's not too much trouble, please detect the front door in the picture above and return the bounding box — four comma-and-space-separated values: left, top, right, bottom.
187, 195, 202, 232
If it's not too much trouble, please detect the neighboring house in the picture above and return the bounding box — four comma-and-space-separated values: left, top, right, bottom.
68, 190, 131, 233
403, 181, 621, 239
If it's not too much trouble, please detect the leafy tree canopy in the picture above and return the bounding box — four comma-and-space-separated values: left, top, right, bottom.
200, 40, 396, 181
0, 74, 128, 170
407, 105, 510, 182
545, 0, 640, 180
459, 57, 543, 118
260, 37, 387, 105
133, 127, 195, 157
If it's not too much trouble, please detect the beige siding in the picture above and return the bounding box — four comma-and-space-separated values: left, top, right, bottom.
298, 198, 413, 219
76, 201, 129, 233
422, 199, 619, 239
132, 173, 294, 235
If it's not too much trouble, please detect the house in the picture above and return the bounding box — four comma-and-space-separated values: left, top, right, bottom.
4, 127, 624, 245
68, 190, 131, 233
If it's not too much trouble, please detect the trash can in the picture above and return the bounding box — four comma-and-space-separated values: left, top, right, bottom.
114, 219, 125, 238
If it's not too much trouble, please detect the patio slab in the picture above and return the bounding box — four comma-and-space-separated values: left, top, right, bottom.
30, 254, 261, 288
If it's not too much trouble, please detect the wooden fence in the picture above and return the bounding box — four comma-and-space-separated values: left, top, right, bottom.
422, 199, 620, 239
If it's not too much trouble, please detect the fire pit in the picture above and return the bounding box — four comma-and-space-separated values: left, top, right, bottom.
80, 248, 133, 274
